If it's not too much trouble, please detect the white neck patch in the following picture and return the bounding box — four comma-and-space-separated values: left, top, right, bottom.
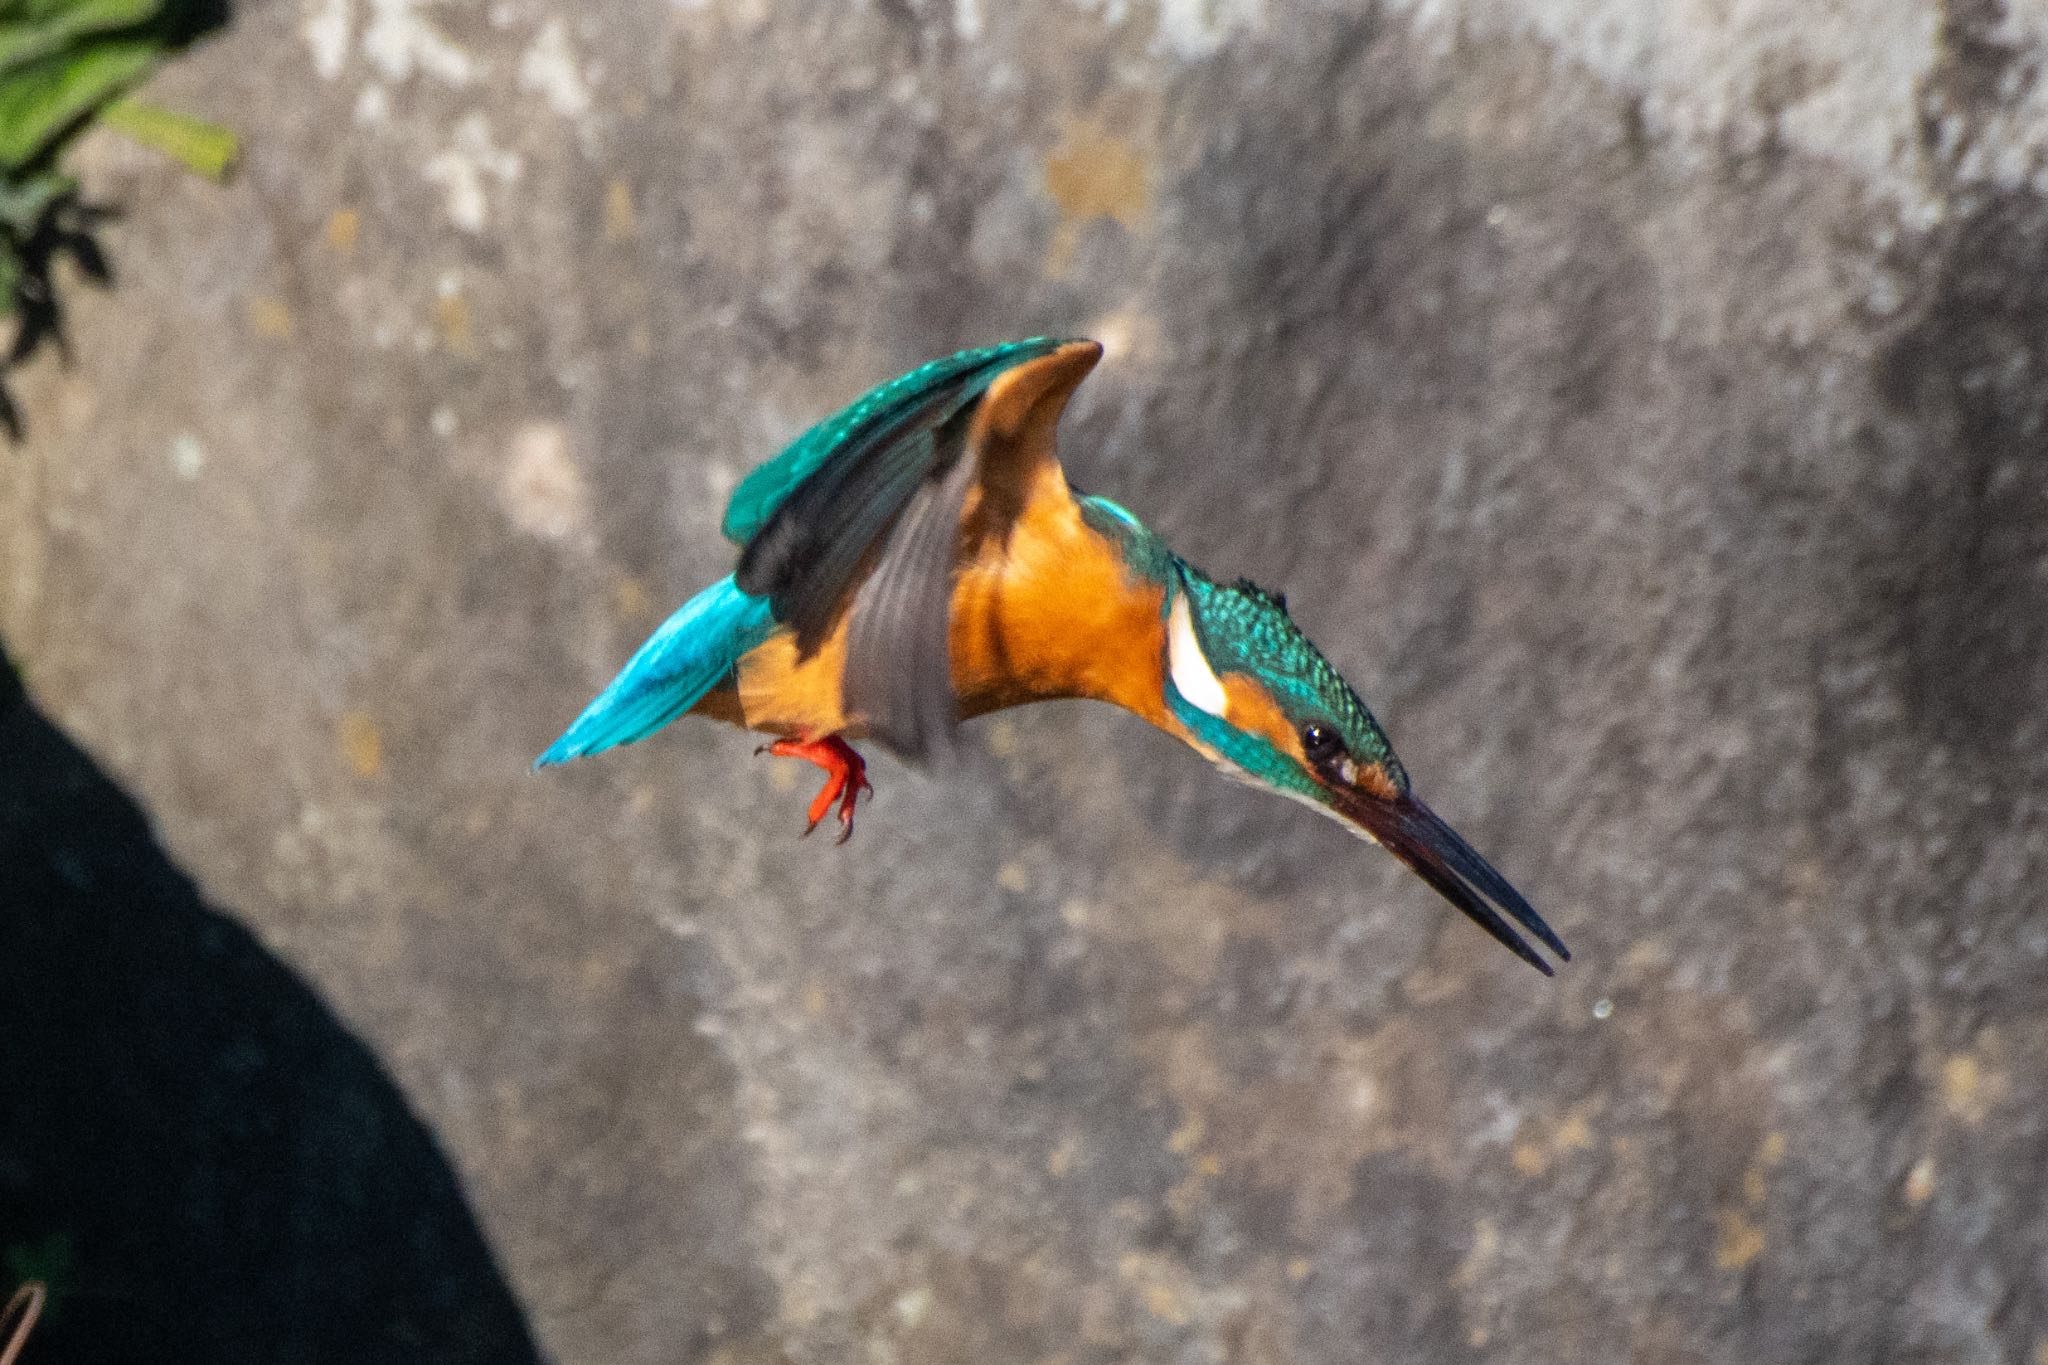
1168, 591, 1229, 719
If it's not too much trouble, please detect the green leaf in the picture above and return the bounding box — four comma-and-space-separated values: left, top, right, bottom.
100, 91, 233, 179
0, 0, 162, 75
0, 0, 159, 27
1, 0, 152, 18
0, 37, 159, 170
101, 94, 231, 178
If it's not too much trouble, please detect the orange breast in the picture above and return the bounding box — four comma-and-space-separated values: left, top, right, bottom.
950, 461, 1171, 726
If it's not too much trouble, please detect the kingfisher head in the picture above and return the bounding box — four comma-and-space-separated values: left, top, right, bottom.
1157, 566, 1568, 974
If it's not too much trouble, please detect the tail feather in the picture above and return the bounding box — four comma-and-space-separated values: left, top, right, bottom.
535, 575, 776, 769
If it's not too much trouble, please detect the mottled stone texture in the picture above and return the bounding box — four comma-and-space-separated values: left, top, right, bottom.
3, 1, 2045, 1362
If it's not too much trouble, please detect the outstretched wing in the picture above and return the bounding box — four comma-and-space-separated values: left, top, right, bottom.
722, 339, 1068, 549
730, 337, 1100, 760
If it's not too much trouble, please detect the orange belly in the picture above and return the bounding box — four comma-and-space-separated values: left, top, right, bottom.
691, 460, 1169, 740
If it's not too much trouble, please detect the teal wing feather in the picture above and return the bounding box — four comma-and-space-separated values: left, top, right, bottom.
534, 575, 775, 767
731, 337, 1073, 656
720, 338, 1067, 547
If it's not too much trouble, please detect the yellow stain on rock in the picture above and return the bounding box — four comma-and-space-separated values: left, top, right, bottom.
612, 575, 653, 622
604, 178, 638, 242
1047, 1136, 1079, 1178
1940, 1048, 2010, 1126
1511, 1104, 1597, 1178
248, 295, 295, 340
326, 208, 360, 253
435, 292, 476, 356
1163, 1114, 1224, 1218
1143, 1283, 1189, 1326
1042, 116, 1151, 277
997, 861, 1031, 892
1903, 1156, 1936, 1207
1713, 1208, 1766, 1271
1118, 1253, 1194, 1327
1743, 1130, 1788, 1207
985, 717, 1020, 758
2033, 1338, 2048, 1365
1943, 1054, 1981, 1116
337, 711, 382, 778
1450, 1218, 1500, 1290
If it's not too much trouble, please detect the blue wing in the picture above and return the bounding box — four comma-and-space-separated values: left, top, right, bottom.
534, 575, 776, 768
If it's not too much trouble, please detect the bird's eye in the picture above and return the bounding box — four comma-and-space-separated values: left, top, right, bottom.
1300, 722, 1344, 764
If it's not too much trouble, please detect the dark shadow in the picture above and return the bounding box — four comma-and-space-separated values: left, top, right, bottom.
1, 0, 232, 440
0, 639, 541, 1365
1, 195, 117, 441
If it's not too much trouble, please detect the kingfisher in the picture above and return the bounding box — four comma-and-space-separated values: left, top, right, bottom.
538, 338, 1568, 974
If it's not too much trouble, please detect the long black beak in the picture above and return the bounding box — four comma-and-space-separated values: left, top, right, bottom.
1335, 788, 1568, 975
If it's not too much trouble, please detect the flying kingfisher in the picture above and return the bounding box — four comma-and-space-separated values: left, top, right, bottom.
538, 338, 1568, 974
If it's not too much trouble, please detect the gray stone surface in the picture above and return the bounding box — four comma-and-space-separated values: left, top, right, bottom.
4, 0, 2046, 1360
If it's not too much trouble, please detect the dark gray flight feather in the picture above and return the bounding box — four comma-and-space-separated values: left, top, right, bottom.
842, 423, 979, 763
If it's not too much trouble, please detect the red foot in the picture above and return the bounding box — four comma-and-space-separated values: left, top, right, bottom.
756, 735, 873, 844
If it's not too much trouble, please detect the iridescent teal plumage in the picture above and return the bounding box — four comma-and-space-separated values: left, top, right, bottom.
1178, 570, 1402, 780
1077, 493, 1176, 583
721, 338, 1068, 546
534, 575, 774, 767
1081, 494, 1401, 798
1159, 567, 1394, 802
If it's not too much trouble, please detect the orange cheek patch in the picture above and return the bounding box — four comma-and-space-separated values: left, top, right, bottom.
1355, 762, 1401, 801
1219, 675, 1303, 759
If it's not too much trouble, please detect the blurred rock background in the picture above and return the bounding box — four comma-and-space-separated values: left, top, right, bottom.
3, 0, 2046, 1361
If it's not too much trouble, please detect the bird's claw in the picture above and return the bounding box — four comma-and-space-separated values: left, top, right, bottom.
759, 735, 872, 845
